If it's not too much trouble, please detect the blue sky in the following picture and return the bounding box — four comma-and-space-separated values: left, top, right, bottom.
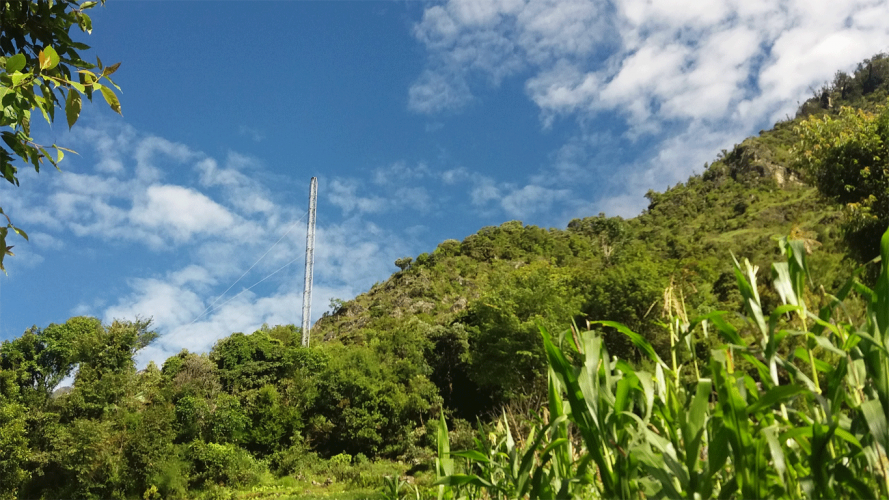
2, 0, 888, 364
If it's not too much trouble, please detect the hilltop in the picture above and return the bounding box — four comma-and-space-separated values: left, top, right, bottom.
311, 54, 889, 418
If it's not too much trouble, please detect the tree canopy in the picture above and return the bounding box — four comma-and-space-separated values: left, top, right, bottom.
796, 103, 889, 262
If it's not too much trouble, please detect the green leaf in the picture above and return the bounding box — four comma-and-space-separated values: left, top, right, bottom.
772, 262, 798, 306
835, 463, 874, 499
0, 230, 7, 273
540, 326, 617, 496
38, 85, 55, 123
877, 227, 889, 340
809, 333, 845, 357
103, 74, 121, 92
861, 399, 888, 451
39, 46, 60, 70
99, 86, 121, 114
65, 90, 81, 129
78, 12, 93, 33
102, 62, 121, 76
435, 410, 452, 478
449, 450, 488, 463
433, 474, 496, 489
733, 257, 768, 336
68, 81, 86, 93
12, 227, 27, 241
746, 384, 806, 414
78, 73, 93, 100
6, 54, 26, 73
762, 426, 787, 487
10, 72, 28, 87
683, 378, 712, 470
80, 0, 98, 9
593, 320, 665, 367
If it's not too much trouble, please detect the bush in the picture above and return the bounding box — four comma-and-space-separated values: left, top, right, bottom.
145, 455, 190, 500
269, 439, 323, 477
187, 441, 266, 488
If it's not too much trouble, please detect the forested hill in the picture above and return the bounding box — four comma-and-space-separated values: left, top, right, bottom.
312, 54, 889, 414
2, 54, 889, 500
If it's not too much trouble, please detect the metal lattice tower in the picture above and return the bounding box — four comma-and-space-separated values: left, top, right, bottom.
301, 177, 318, 346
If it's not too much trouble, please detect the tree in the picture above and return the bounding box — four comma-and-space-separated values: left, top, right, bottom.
466, 261, 584, 403
0, 0, 122, 270
796, 104, 889, 262
64, 319, 157, 419
394, 256, 413, 271
0, 400, 28, 500
0, 316, 95, 406
209, 330, 287, 392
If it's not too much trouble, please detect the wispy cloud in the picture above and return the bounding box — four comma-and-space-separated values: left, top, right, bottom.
409, 70, 475, 113
238, 125, 265, 143
4, 121, 427, 364
500, 184, 571, 218
411, 0, 889, 216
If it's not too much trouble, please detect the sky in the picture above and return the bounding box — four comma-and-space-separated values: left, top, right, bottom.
2, 0, 888, 365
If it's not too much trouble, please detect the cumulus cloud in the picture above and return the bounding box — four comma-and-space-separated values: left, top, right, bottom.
411, 0, 889, 216
0, 118, 450, 365
238, 125, 265, 143
196, 155, 277, 216
130, 185, 237, 242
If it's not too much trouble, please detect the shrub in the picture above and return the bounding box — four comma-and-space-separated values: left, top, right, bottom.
187, 441, 265, 488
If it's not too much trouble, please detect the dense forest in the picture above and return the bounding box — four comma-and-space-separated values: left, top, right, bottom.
3, 53, 889, 499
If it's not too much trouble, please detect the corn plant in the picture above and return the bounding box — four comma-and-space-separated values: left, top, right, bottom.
431, 229, 889, 499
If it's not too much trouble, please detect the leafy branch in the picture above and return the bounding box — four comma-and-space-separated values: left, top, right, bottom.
0, 0, 122, 271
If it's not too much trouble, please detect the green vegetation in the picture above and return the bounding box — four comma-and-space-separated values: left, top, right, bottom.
0, 0, 122, 270
432, 232, 889, 498
4, 3, 889, 496
797, 100, 889, 264
0, 320, 416, 500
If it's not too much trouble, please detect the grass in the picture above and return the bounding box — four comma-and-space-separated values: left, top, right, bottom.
231, 479, 385, 500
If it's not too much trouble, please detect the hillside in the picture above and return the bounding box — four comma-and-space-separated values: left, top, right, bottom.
2, 54, 889, 499
311, 54, 889, 417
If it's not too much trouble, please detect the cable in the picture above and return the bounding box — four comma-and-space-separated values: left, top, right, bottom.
189, 254, 305, 324
186, 211, 308, 327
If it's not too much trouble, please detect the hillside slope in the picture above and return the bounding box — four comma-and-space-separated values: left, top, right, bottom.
4, 58, 889, 500
312, 54, 889, 417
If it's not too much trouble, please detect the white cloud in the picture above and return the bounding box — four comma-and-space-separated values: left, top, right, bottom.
329, 178, 391, 215
373, 161, 431, 186
441, 167, 471, 184
120, 210, 417, 363
411, 0, 889, 217
238, 125, 265, 142
196, 155, 277, 217
133, 135, 195, 184
3, 120, 440, 365
470, 176, 501, 206
500, 184, 570, 218
29, 232, 64, 251
409, 70, 474, 113
130, 184, 237, 243
105, 278, 205, 331
329, 169, 437, 216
